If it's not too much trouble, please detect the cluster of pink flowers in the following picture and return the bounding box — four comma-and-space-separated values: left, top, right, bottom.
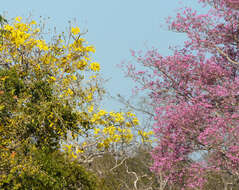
198, 0, 239, 9
125, 0, 239, 189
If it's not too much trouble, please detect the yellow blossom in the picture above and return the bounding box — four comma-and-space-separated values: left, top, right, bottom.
15, 16, 22, 22
72, 152, 78, 158
94, 128, 100, 135
126, 112, 135, 117
85, 46, 95, 53
90, 75, 96, 79
65, 88, 73, 96
49, 76, 56, 81
30, 20, 37, 25
90, 62, 100, 72
71, 75, 77, 80
76, 148, 84, 154
98, 109, 107, 116
88, 105, 94, 113
37, 40, 48, 51
77, 60, 88, 70
126, 122, 131, 127
86, 93, 93, 102
71, 27, 80, 35
132, 117, 139, 125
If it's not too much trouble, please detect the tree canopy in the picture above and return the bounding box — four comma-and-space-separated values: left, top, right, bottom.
124, 0, 239, 189
0, 16, 143, 189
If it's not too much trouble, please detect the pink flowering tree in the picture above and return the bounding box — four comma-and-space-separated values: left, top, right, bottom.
123, 0, 239, 189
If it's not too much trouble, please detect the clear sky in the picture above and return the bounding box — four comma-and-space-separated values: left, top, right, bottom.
2, 0, 203, 111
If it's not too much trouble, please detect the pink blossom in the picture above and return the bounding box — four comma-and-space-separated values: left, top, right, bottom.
123, 0, 239, 188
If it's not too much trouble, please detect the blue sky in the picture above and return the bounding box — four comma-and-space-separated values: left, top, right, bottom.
2, 0, 203, 111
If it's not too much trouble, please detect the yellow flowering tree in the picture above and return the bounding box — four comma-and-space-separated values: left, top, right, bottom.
0, 16, 143, 189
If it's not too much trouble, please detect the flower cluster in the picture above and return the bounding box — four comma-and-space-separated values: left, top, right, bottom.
125, 1, 239, 188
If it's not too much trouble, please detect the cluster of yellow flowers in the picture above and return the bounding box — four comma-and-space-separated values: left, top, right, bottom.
62, 109, 141, 158
0, 17, 100, 99
90, 62, 100, 72
138, 130, 154, 143
91, 110, 138, 147
0, 16, 102, 139
71, 26, 80, 35
0, 17, 154, 163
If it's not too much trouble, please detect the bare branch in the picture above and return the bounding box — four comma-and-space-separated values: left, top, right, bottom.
125, 161, 139, 190
110, 156, 128, 172
213, 44, 239, 65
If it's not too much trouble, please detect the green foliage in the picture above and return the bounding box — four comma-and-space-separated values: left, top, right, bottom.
0, 15, 7, 24
0, 67, 100, 189
1, 147, 99, 190
0, 66, 79, 150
